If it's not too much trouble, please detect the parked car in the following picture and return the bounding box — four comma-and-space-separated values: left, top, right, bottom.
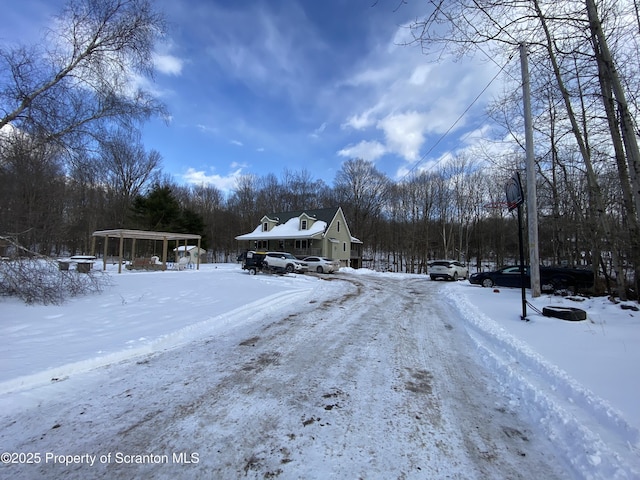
429, 260, 469, 281
302, 256, 340, 273
263, 252, 308, 274
241, 251, 267, 275
469, 265, 594, 292
241, 251, 308, 275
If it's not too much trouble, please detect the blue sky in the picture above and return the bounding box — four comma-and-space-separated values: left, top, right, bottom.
2, 0, 506, 191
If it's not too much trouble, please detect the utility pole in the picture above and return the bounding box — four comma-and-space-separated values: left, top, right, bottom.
520, 43, 541, 297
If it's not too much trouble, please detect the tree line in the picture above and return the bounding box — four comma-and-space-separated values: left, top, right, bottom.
1, 0, 638, 300
0, 144, 631, 295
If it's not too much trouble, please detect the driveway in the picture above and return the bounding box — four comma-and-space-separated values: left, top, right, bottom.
0, 274, 570, 479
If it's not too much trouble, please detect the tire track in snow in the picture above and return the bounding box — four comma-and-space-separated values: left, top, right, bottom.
0, 273, 572, 479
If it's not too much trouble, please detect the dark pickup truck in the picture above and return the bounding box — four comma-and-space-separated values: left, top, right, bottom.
469, 265, 594, 292
241, 251, 267, 275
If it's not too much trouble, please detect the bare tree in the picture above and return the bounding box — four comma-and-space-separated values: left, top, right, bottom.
256, 173, 285, 213
386, 171, 437, 273
281, 168, 328, 211
333, 158, 390, 255
229, 174, 261, 234
407, 0, 640, 299
96, 128, 162, 227
0, 130, 66, 253
0, 0, 166, 146
65, 151, 109, 253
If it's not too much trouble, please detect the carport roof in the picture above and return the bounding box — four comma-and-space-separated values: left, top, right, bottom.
92, 229, 201, 241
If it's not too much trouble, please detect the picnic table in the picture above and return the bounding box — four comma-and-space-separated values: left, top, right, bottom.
57, 255, 97, 273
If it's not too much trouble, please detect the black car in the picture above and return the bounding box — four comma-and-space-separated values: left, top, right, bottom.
469, 265, 594, 292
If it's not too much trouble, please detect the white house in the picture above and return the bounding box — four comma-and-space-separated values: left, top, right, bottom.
235, 207, 362, 267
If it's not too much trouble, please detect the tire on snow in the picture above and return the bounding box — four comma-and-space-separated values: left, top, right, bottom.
481, 278, 494, 288
542, 306, 587, 321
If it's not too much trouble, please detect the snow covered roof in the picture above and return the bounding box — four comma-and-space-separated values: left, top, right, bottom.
235, 207, 362, 243
236, 216, 326, 241
173, 245, 205, 252
264, 207, 339, 225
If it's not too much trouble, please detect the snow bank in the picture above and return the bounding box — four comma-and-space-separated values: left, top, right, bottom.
444, 283, 640, 479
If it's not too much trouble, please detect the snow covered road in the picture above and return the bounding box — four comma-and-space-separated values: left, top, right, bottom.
1, 272, 573, 479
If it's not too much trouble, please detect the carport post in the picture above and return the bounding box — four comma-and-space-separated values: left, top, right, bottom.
118, 233, 124, 274
162, 237, 168, 270
102, 236, 108, 271
197, 238, 201, 270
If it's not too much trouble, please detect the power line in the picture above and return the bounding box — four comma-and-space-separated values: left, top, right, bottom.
400, 49, 517, 180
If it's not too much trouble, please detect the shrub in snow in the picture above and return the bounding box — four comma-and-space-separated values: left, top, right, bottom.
0, 237, 110, 304
0, 257, 110, 305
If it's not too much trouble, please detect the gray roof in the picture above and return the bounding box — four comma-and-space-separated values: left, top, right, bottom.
264, 207, 339, 225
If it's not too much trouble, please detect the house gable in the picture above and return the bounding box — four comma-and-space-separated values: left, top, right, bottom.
259, 215, 279, 232
298, 212, 316, 231
321, 207, 358, 258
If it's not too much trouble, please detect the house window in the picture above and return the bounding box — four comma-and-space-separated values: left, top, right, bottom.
343, 242, 347, 252
256, 240, 267, 250
301, 219, 307, 230
262, 222, 268, 232
337, 221, 340, 232
295, 240, 309, 249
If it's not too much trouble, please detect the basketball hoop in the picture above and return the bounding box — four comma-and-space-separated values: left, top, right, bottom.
505, 172, 524, 211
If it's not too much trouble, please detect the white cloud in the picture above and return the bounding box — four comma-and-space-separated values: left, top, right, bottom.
408, 64, 432, 86
197, 124, 218, 135
334, 19, 504, 176
337, 140, 386, 161
231, 139, 243, 147
200, 2, 323, 99
182, 167, 243, 192
0, 122, 18, 137
459, 124, 493, 146
153, 53, 183, 76
340, 65, 397, 88
377, 111, 429, 161
309, 122, 327, 139
342, 110, 376, 130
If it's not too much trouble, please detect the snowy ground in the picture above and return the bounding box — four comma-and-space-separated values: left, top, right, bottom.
0, 263, 638, 479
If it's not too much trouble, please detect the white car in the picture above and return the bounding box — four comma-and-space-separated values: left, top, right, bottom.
263, 252, 308, 274
429, 260, 468, 281
302, 256, 340, 274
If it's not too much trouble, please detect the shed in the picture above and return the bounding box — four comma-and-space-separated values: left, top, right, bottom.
91, 229, 202, 273
174, 245, 207, 263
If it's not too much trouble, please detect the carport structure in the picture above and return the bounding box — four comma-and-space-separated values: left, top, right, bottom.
91, 229, 202, 273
